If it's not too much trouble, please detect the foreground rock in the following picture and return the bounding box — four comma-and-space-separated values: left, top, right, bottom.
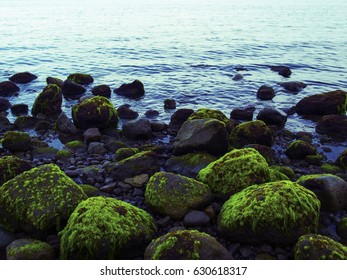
218, 180, 320, 244
9, 72, 37, 84
296, 90, 347, 116
0, 81, 20, 96
197, 148, 270, 199
294, 234, 347, 260
31, 84, 62, 117
145, 230, 230, 260
59, 197, 157, 259
0, 164, 87, 236
114, 80, 145, 99
145, 172, 212, 220
6, 239, 55, 260
0, 156, 32, 185
72, 96, 119, 130
173, 118, 229, 157
296, 174, 347, 211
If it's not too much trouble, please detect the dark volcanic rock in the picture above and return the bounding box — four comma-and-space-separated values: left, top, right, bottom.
10, 104, 29, 116
114, 80, 145, 99
122, 118, 152, 140
296, 90, 347, 116
91, 84, 111, 98
230, 106, 255, 121
257, 85, 275, 100
0, 98, 11, 111
61, 80, 86, 97
270, 66, 292, 77
316, 115, 347, 138
280, 81, 307, 93
0, 81, 19, 97
9, 72, 37, 84
168, 109, 194, 133
117, 104, 139, 120
31, 84, 62, 117
256, 107, 287, 127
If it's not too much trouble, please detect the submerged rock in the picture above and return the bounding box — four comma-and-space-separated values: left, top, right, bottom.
9, 72, 37, 84
117, 104, 139, 120
257, 85, 275, 100
280, 81, 307, 93
164, 99, 176, 109
61, 80, 86, 97
114, 80, 145, 99
10, 104, 28, 116
270, 66, 292, 78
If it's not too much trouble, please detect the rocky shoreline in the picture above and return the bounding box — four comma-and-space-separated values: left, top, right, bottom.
1, 71, 347, 260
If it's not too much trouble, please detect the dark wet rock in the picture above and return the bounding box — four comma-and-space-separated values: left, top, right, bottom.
0, 156, 32, 185
0, 81, 20, 96
285, 140, 318, 160
59, 197, 157, 259
72, 96, 119, 130
270, 66, 292, 78
114, 147, 140, 161
0, 116, 11, 126
34, 120, 52, 132
31, 84, 62, 117
280, 81, 307, 93
91, 84, 111, 98
32, 147, 59, 160
13, 116, 39, 129
296, 90, 347, 116
294, 234, 347, 260
64, 140, 87, 153
104, 140, 127, 153
336, 149, 347, 170
145, 230, 231, 260
164, 152, 216, 178
6, 239, 55, 260
316, 115, 347, 138
145, 172, 212, 220
114, 79, 145, 99
122, 118, 152, 140
244, 144, 276, 165
10, 104, 28, 116
257, 85, 275, 100
145, 109, 160, 118
0, 225, 17, 259
297, 174, 347, 211
164, 99, 176, 109
232, 73, 243, 81
87, 142, 107, 155
83, 128, 101, 143
2, 131, 31, 152
183, 211, 211, 227
117, 104, 139, 119
67, 73, 94, 85
9, 72, 37, 84
218, 181, 320, 245
106, 151, 159, 182
256, 107, 287, 127
336, 218, 347, 244
173, 118, 229, 157
124, 174, 149, 188
230, 120, 273, 148
55, 112, 79, 134
230, 106, 255, 121
61, 80, 86, 96
46, 77, 64, 88
168, 108, 194, 133
150, 121, 167, 132
0, 98, 11, 111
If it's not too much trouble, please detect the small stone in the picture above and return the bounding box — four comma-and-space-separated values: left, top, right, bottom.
239, 246, 253, 258
164, 99, 176, 109
88, 142, 107, 155
124, 174, 149, 188
157, 216, 171, 227
100, 183, 117, 193
84, 128, 101, 143
91, 85, 111, 98
10, 104, 29, 116
183, 210, 211, 227
145, 109, 160, 118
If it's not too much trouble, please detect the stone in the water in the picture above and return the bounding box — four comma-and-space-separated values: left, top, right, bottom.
168, 108, 194, 133
316, 114, 347, 138
0, 81, 20, 96
164, 99, 176, 109
114, 79, 145, 99
67, 73, 94, 85
31, 84, 62, 117
230, 106, 255, 121
10, 104, 28, 116
46, 77, 64, 88
232, 73, 243, 81
122, 118, 152, 139
117, 104, 139, 119
280, 81, 307, 93
9, 72, 37, 84
257, 85, 275, 100
0, 98, 11, 111
270, 66, 292, 77
256, 107, 287, 127
91, 84, 111, 97
145, 109, 160, 118
61, 79, 86, 97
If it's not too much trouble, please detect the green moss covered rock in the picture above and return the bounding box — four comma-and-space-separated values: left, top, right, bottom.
294, 234, 347, 260
2, 131, 31, 152
244, 144, 276, 165
229, 120, 273, 148
296, 174, 347, 211
0, 156, 32, 185
6, 239, 55, 260
270, 165, 295, 180
72, 96, 118, 130
114, 147, 140, 161
64, 140, 87, 152
145, 172, 212, 220
31, 84, 62, 117
217, 180, 320, 244
197, 148, 270, 199
0, 164, 87, 236
285, 140, 318, 160
67, 73, 94, 85
144, 230, 230, 260
321, 163, 342, 174
79, 184, 99, 197
59, 196, 157, 259
269, 167, 290, 181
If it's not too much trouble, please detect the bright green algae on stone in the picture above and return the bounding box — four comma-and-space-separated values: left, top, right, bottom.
197, 148, 270, 198
31, 84, 62, 116
59, 196, 157, 259
269, 167, 290, 182
114, 147, 140, 161
2, 131, 31, 152
218, 180, 320, 244
0, 155, 32, 185
67, 73, 94, 85
0, 164, 87, 236
145, 171, 212, 219
270, 165, 295, 180
294, 234, 347, 260
6, 239, 55, 260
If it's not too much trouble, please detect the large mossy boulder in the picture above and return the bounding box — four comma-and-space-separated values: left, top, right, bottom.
285, 140, 318, 160
144, 230, 230, 260
296, 174, 347, 211
294, 234, 347, 260
197, 148, 270, 199
217, 180, 320, 245
1, 131, 31, 152
0, 164, 87, 236
229, 120, 273, 148
173, 118, 229, 157
6, 239, 55, 260
31, 84, 62, 117
0, 156, 32, 185
59, 197, 157, 259
296, 90, 347, 116
67, 73, 94, 85
72, 96, 118, 130
145, 172, 212, 220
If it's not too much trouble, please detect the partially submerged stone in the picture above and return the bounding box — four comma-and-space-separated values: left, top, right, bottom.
0, 81, 19, 96
114, 80, 145, 99
9, 72, 37, 84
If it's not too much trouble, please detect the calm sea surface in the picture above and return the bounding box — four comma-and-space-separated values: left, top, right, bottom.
1, 0, 347, 149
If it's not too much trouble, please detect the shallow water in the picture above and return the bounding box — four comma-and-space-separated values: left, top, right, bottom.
1, 0, 347, 159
